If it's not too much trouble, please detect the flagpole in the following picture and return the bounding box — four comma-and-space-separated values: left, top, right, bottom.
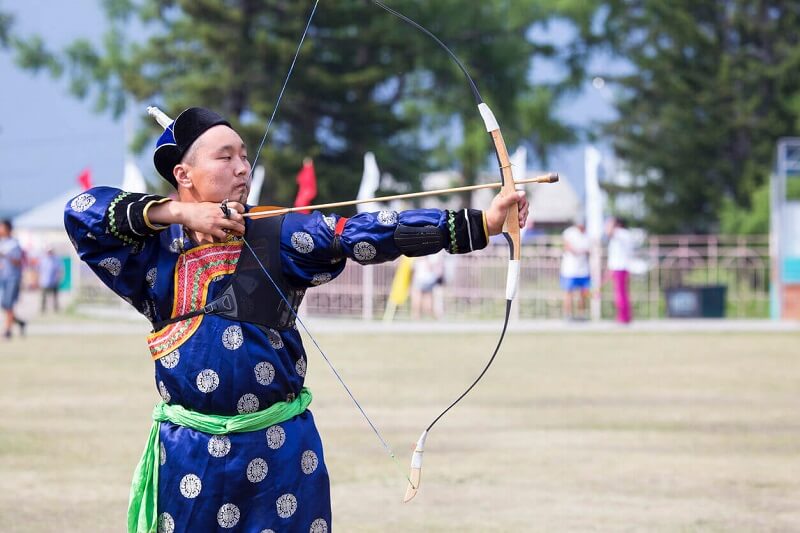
244, 172, 558, 218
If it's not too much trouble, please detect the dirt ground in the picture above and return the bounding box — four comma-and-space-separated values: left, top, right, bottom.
1, 330, 799, 532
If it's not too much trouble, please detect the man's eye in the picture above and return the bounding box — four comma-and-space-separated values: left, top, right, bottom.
219, 156, 231, 161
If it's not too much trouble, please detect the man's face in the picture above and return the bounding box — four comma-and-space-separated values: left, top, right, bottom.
177, 125, 252, 203
0, 223, 9, 238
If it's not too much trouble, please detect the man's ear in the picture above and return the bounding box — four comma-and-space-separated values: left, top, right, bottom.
173, 164, 193, 190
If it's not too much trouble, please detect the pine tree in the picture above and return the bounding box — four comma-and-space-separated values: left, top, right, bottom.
597, 0, 800, 233
7, 0, 587, 209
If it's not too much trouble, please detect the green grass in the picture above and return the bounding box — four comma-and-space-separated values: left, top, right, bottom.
1, 330, 799, 532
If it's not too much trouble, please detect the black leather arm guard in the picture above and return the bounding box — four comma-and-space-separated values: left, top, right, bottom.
394, 224, 445, 257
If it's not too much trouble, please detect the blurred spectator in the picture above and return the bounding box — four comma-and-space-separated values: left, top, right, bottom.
560, 216, 590, 320
606, 216, 634, 324
38, 247, 63, 313
411, 251, 445, 319
0, 219, 27, 339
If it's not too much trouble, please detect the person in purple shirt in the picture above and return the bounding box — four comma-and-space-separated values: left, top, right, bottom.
65, 107, 528, 532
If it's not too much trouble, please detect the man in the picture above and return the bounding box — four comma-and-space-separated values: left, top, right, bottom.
64, 107, 529, 532
560, 215, 590, 320
38, 247, 63, 312
0, 219, 26, 339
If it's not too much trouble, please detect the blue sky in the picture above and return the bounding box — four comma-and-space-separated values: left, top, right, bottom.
0, 1, 618, 217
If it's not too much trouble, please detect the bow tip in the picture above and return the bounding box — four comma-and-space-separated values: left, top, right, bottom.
403, 467, 422, 503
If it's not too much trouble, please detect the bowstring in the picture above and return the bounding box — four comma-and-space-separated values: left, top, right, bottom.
242, 0, 411, 486
249, 0, 320, 175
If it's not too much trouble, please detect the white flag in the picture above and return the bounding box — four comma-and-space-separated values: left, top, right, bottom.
357, 152, 381, 213
585, 145, 604, 240
122, 158, 147, 193
247, 166, 265, 205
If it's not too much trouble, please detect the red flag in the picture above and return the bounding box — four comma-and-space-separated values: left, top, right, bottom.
293, 158, 317, 214
77, 168, 93, 190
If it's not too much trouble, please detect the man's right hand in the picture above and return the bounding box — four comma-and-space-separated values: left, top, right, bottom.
148, 200, 246, 241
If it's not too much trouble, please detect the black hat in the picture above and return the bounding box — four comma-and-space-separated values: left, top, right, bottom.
153, 107, 231, 187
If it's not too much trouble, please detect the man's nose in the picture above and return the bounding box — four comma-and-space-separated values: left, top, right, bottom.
235, 158, 251, 176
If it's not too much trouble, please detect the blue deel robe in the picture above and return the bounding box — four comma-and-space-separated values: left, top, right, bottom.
64, 186, 455, 533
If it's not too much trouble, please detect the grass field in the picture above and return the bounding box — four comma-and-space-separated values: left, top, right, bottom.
1, 329, 799, 532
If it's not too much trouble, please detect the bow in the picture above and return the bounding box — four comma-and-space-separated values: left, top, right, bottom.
368, 0, 525, 502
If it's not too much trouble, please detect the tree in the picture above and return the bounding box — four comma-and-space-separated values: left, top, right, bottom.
592, 0, 800, 233
7, 0, 588, 209
0, 7, 11, 48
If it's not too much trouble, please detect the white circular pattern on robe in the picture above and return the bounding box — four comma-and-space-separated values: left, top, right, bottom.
310, 272, 332, 286
157, 512, 175, 533
169, 238, 183, 253
159, 442, 167, 466
158, 381, 171, 403
295, 357, 307, 378
261, 530, 276, 533
146, 268, 157, 289
197, 369, 220, 393
310, 518, 329, 533
301, 450, 319, 474
70, 193, 96, 212
208, 435, 231, 458
98, 257, 122, 276
179, 473, 202, 498
254, 361, 275, 385
217, 503, 240, 529
222, 325, 244, 350
276, 493, 298, 519
247, 457, 268, 482
377, 210, 398, 226
160, 349, 180, 369
353, 242, 377, 262
237, 393, 259, 414
267, 329, 284, 350
291, 232, 315, 253
323, 215, 336, 232
266, 425, 286, 449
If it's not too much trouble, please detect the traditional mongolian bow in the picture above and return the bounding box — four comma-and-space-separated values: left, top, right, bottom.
368, 0, 535, 502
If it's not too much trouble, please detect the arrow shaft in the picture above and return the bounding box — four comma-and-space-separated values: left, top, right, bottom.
244, 172, 557, 218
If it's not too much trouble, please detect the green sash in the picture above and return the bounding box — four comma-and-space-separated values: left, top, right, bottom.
128, 388, 312, 533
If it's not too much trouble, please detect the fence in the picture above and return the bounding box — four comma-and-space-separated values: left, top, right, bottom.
306, 234, 771, 320
73, 234, 771, 320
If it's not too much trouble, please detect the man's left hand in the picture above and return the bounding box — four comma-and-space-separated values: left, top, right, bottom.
485, 191, 529, 236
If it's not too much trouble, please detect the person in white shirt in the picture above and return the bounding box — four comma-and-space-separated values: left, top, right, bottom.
606, 216, 634, 323
560, 216, 590, 319
411, 251, 445, 319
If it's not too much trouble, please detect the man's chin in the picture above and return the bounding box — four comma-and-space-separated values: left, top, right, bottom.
229, 186, 248, 204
